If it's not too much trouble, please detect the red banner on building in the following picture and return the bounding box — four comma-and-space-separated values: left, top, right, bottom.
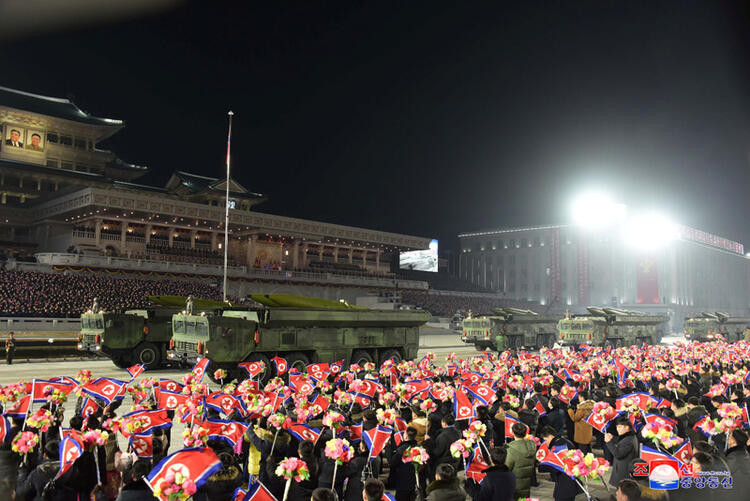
636, 258, 659, 304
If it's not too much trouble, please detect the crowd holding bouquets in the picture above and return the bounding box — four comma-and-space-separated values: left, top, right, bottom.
1, 341, 750, 501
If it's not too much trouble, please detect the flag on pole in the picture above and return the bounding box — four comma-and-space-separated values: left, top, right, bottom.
127, 364, 146, 379
363, 425, 393, 459
191, 358, 211, 382
146, 448, 222, 497
58, 435, 83, 478
238, 481, 278, 501
270, 357, 287, 376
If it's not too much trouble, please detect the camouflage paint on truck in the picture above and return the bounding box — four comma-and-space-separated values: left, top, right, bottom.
683, 312, 750, 343
167, 294, 430, 381
78, 308, 180, 369
559, 307, 667, 347
461, 308, 559, 351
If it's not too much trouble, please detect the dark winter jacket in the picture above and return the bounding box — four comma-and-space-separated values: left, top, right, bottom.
517, 408, 539, 435
193, 465, 243, 501
605, 431, 639, 487
0, 448, 19, 494
244, 426, 293, 491
475, 464, 516, 501
16, 460, 76, 501
546, 408, 566, 436
343, 452, 381, 501
388, 439, 419, 493
425, 477, 466, 501
505, 438, 536, 498
724, 445, 750, 501
425, 426, 461, 473
538, 436, 581, 501
115, 480, 154, 501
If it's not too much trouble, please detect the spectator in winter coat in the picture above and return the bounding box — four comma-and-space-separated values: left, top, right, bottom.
505, 422, 536, 499
16, 440, 76, 501
605, 418, 640, 488
616, 479, 643, 501
475, 447, 516, 501
425, 464, 465, 501
567, 391, 594, 452
538, 426, 581, 501
669, 452, 714, 501
408, 407, 428, 444
193, 452, 243, 501
115, 460, 153, 501
545, 397, 566, 436
389, 427, 420, 501
517, 399, 540, 436
724, 429, 750, 501
343, 441, 381, 501
424, 414, 461, 480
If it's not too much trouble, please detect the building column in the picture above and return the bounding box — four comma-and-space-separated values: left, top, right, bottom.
375, 250, 380, 271
190, 230, 197, 249
246, 238, 253, 267
333, 246, 339, 263
168, 230, 174, 248
95, 220, 102, 246
302, 244, 308, 267
145, 224, 152, 244
121, 223, 127, 245
248, 234, 258, 266
292, 241, 300, 269
318, 246, 323, 261
211, 231, 218, 251
349, 247, 353, 264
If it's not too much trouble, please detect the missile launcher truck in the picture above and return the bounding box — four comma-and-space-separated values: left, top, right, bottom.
683, 312, 750, 343
167, 293, 430, 382
461, 308, 559, 351
558, 307, 668, 347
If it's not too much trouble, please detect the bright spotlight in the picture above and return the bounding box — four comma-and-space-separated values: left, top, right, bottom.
624, 212, 678, 251
571, 192, 627, 229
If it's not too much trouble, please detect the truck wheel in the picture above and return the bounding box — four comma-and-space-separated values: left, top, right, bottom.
135, 342, 160, 369
111, 355, 129, 369
474, 343, 485, 352
284, 352, 310, 373
351, 350, 373, 367
380, 348, 402, 364
243, 353, 271, 384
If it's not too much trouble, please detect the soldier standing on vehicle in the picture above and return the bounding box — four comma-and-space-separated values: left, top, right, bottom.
186, 295, 194, 315
5, 331, 16, 365
91, 297, 99, 313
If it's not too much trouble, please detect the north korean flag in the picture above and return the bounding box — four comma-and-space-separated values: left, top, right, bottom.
205, 392, 246, 417
643, 413, 678, 428
270, 356, 287, 376
0, 415, 10, 443
238, 481, 278, 501
417, 355, 432, 370
81, 377, 127, 405
534, 399, 547, 417
157, 390, 189, 411
203, 418, 248, 447
121, 409, 172, 436
31, 379, 75, 403
741, 404, 750, 427
463, 383, 495, 406
363, 425, 393, 459
238, 361, 266, 378
536, 443, 566, 473
466, 443, 490, 483
504, 415, 529, 440
674, 439, 693, 465
308, 392, 330, 413
129, 432, 154, 460
80, 398, 99, 418
58, 435, 83, 478
692, 415, 712, 437
330, 360, 345, 374
453, 388, 475, 421
287, 423, 322, 444
348, 422, 363, 443
4, 395, 31, 418
191, 358, 211, 382
404, 380, 431, 402
393, 416, 408, 433
126, 364, 146, 379
350, 393, 372, 409
146, 447, 222, 497
158, 379, 184, 394
640, 444, 675, 465
584, 408, 620, 433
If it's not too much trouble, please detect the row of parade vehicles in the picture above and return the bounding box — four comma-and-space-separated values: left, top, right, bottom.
78, 293, 430, 381
462, 306, 750, 351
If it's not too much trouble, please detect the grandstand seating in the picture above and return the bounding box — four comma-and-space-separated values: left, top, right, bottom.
0, 270, 226, 317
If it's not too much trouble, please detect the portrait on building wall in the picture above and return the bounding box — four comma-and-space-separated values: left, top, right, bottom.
3, 125, 26, 148
25, 129, 45, 151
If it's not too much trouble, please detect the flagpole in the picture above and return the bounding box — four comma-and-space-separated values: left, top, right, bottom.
223, 111, 233, 303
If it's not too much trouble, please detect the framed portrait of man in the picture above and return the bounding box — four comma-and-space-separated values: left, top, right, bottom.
4, 125, 26, 148
25, 130, 45, 151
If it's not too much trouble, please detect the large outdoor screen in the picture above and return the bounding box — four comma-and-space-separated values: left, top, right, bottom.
399, 239, 438, 272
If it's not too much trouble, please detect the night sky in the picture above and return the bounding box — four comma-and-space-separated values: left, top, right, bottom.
2, 1, 750, 253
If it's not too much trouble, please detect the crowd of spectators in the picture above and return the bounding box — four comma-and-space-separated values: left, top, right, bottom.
397, 270, 491, 294
145, 243, 240, 266
0, 270, 225, 317
400, 290, 542, 317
